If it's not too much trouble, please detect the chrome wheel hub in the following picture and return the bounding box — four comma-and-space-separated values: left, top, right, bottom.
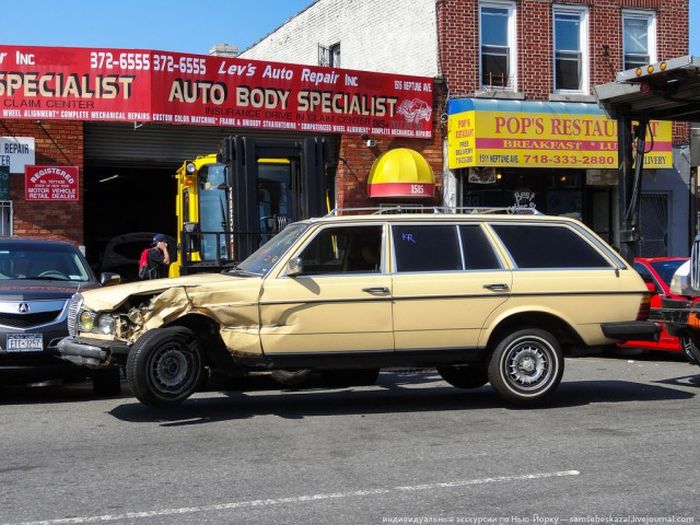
506, 344, 548, 387
151, 346, 190, 392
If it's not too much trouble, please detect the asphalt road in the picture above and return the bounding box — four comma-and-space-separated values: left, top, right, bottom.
1, 352, 699, 525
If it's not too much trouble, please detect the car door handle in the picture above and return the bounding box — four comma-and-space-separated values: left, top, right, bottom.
483, 283, 510, 292
362, 287, 390, 295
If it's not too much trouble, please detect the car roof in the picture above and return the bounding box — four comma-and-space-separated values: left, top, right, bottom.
301, 211, 577, 225
634, 256, 688, 263
0, 237, 79, 249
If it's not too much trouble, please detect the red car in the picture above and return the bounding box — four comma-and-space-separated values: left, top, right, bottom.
618, 256, 689, 353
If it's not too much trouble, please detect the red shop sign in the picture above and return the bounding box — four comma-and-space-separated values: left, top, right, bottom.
25, 165, 79, 201
0, 45, 434, 138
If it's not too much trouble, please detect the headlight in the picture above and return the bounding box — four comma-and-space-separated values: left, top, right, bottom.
95, 314, 116, 335
79, 310, 96, 332
670, 261, 691, 296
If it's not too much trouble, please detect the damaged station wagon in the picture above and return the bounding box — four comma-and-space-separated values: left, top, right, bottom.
58, 208, 657, 408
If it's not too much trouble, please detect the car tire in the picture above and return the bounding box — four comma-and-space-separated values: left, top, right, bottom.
126, 327, 202, 408
271, 369, 313, 387
92, 367, 122, 396
436, 363, 489, 389
681, 337, 700, 365
487, 328, 564, 405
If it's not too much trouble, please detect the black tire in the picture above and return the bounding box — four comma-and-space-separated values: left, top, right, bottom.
126, 327, 202, 408
92, 367, 122, 396
681, 337, 700, 365
321, 368, 380, 387
437, 362, 489, 389
271, 369, 313, 387
487, 328, 564, 405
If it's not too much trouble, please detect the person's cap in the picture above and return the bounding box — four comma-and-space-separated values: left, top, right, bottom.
152, 233, 167, 244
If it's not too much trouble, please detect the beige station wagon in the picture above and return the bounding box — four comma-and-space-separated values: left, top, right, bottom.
58, 208, 657, 407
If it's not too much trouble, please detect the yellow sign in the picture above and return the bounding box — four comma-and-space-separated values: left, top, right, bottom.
448, 110, 673, 170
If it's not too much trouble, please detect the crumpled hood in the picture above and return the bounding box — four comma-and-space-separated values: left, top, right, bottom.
80, 272, 241, 312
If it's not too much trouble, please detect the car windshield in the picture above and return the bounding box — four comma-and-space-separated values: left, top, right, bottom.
234, 223, 309, 276
650, 259, 687, 286
0, 244, 92, 282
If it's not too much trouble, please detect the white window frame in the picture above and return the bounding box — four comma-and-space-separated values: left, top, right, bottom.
0, 200, 12, 236
478, 0, 517, 91
622, 9, 657, 70
552, 4, 589, 95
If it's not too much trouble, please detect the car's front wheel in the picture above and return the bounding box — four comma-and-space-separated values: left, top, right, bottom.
126, 327, 202, 408
487, 328, 564, 405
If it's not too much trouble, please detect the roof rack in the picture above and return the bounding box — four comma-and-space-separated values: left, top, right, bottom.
325, 206, 542, 216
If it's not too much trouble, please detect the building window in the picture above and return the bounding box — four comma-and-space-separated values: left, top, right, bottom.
479, 1, 516, 89
318, 43, 341, 67
0, 201, 12, 236
329, 43, 341, 67
553, 5, 589, 93
623, 10, 656, 70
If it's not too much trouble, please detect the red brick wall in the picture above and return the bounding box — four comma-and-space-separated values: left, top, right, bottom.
336, 83, 446, 209
2, 120, 84, 245
436, 0, 689, 142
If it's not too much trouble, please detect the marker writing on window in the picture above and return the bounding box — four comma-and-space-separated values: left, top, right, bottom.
402, 233, 416, 244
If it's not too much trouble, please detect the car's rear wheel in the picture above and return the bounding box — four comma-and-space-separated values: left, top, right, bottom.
436, 362, 488, 389
487, 328, 564, 405
92, 367, 122, 396
681, 337, 700, 365
126, 327, 202, 408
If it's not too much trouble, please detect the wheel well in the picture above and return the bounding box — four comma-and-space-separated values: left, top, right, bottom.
166, 314, 232, 370
486, 312, 582, 354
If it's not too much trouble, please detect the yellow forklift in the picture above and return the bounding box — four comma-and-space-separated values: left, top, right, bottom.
172, 135, 330, 276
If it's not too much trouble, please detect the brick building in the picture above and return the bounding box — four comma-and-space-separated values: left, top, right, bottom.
244, 0, 691, 255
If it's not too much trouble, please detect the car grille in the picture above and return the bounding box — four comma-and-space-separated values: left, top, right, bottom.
0, 311, 62, 329
67, 293, 82, 336
692, 235, 700, 291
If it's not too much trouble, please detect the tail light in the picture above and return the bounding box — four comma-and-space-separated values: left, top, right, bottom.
637, 292, 651, 320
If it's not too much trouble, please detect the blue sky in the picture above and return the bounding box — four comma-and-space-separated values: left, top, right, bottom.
0, 0, 697, 56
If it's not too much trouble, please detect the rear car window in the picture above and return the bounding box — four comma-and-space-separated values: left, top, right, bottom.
393, 225, 462, 272
491, 224, 611, 269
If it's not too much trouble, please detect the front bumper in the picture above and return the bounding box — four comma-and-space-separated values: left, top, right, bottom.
657, 298, 693, 337
57, 336, 130, 368
601, 320, 660, 341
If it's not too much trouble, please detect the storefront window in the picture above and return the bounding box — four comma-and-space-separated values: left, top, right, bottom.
459, 170, 584, 219
553, 6, 588, 93
479, 2, 516, 89
623, 11, 656, 70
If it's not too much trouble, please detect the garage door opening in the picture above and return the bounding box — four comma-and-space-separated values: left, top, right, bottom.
83, 166, 177, 277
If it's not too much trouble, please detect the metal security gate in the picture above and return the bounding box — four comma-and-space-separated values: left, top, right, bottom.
639, 193, 669, 257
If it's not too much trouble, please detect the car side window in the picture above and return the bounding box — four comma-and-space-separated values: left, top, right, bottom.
459, 225, 501, 270
393, 225, 462, 272
634, 262, 653, 282
491, 224, 612, 269
299, 225, 382, 275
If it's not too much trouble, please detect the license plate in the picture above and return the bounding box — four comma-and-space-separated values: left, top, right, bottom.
6, 333, 44, 352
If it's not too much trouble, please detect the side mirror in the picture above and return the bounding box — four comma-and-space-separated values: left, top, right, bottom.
183, 222, 201, 253
286, 257, 303, 277
645, 282, 657, 294
99, 272, 121, 286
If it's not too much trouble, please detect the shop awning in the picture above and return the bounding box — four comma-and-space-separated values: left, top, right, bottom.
595, 55, 700, 121
446, 98, 673, 170
367, 148, 435, 198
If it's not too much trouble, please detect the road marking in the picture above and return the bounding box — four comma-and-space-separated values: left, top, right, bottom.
5, 470, 580, 525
